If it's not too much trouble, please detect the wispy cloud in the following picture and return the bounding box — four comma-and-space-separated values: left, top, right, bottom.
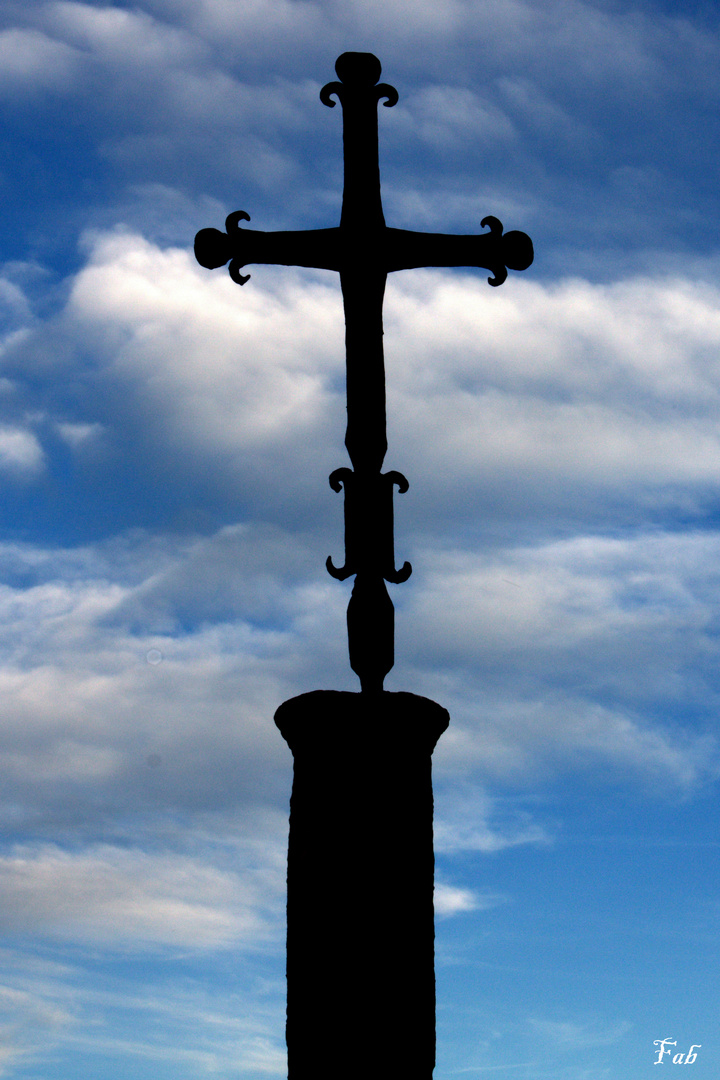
0, 842, 283, 949
528, 1016, 633, 1049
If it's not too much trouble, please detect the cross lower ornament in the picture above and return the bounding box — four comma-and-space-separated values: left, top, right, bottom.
195, 51, 533, 695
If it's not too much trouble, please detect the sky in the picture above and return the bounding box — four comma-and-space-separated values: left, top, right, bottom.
0, 0, 719, 1077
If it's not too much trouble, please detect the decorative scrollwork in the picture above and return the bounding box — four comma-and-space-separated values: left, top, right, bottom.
226, 210, 251, 229
384, 471, 411, 583
385, 469, 409, 494
320, 81, 342, 108
325, 467, 412, 584
321, 80, 398, 109
326, 468, 356, 580
194, 210, 252, 285
386, 561, 412, 584
480, 215, 503, 232
375, 84, 398, 108
328, 467, 352, 492
226, 211, 252, 285
479, 216, 507, 287
321, 53, 398, 111
477, 215, 534, 287
326, 555, 354, 580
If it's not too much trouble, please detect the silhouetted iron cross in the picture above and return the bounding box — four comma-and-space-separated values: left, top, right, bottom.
195, 52, 533, 693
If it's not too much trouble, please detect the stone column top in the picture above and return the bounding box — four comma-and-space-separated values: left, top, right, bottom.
274, 689, 449, 756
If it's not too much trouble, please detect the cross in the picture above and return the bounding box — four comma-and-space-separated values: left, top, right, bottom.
195, 51, 533, 694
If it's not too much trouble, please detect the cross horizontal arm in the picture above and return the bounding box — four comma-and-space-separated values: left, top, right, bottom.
385, 217, 533, 286
195, 212, 533, 287
194, 211, 340, 284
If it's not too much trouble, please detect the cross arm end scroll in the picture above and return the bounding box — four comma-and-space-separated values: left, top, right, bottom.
195, 211, 253, 285
194, 211, 342, 284
385, 215, 534, 286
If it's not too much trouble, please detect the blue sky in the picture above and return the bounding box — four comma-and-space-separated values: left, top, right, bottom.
0, 0, 718, 1077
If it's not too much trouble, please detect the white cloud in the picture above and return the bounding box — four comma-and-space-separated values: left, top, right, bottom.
0, 944, 288, 1077
0, 426, 43, 476
434, 881, 491, 917
0, 975, 75, 1078
172, 0, 329, 55
380, 272, 720, 515
47, 0, 201, 68
67, 230, 344, 457
16, 526, 707, 789
56, 420, 103, 449
382, 185, 536, 233
159, 0, 715, 102
30, 231, 720, 530
529, 1016, 633, 1049
0, 525, 350, 830
497, 75, 590, 145
394, 85, 517, 150
0, 277, 32, 326
0, 28, 80, 92
0, 518, 712, 866
3, 0, 708, 168
3, 232, 720, 808
0, 842, 282, 949
434, 784, 552, 854
407, 531, 720, 673
403, 531, 720, 787
6, 233, 720, 810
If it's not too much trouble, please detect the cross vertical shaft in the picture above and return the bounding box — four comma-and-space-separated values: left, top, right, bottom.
322, 54, 406, 693
335, 53, 388, 473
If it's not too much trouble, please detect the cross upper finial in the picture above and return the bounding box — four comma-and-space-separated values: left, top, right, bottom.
320, 51, 398, 108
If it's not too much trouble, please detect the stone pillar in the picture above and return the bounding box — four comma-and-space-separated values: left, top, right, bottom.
274, 690, 449, 1080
